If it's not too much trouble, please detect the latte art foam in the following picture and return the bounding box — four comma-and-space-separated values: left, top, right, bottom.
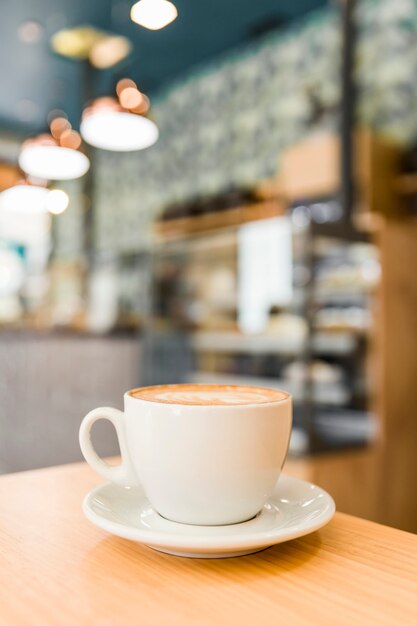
131, 384, 286, 406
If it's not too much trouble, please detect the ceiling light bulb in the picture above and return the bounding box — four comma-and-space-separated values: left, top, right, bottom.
89, 35, 132, 69
119, 87, 143, 109
130, 0, 178, 31
51, 26, 102, 59
46, 189, 69, 215
59, 129, 82, 150
50, 117, 71, 140
116, 78, 137, 96
19, 144, 90, 180
0, 185, 50, 214
80, 108, 158, 151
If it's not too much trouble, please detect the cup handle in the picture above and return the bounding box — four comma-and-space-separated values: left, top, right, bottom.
79, 407, 138, 486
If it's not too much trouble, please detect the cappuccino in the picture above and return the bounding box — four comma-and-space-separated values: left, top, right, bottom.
80, 383, 292, 525
130, 383, 287, 406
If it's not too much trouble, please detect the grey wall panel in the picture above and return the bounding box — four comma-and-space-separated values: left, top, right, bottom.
0, 333, 141, 473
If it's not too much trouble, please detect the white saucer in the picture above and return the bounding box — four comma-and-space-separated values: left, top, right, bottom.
83, 475, 335, 558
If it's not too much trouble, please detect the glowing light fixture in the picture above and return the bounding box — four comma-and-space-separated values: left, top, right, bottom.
51, 26, 131, 68
130, 0, 178, 30
0, 184, 50, 214
51, 26, 101, 59
0, 184, 69, 216
81, 107, 158, 151
19, 134, 90, 180
80, 88, 158, 151
116, 78, 150, 114
45, 189, 69, 215
89, 36, 131, 69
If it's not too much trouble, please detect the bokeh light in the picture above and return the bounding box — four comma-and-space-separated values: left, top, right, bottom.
89, 35, 131, 69
80, 109, 158, 151
0, 184, 50, 214
45, 189, 69, 215
50, 116, 71, 139
130, 0, 178, 31
59, 129, 82, 150
17, 20, 44, 44
130, 93, 150, 115
119, 87, 143, 109
19, 144, 90, 180
116, 78, 137, 96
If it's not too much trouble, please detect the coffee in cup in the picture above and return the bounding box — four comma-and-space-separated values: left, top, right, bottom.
79, 384, 292, 526
131, 383, 286, 405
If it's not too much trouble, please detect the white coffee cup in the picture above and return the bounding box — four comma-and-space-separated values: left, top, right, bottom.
79, 384, 292, 526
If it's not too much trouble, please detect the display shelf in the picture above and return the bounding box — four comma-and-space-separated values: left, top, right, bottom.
154, 201, 283, 241
313, 289, 370, 304
191, 330, 358, 355
145, 130, 396, 520
191, 331, 304, 355
189, 372, 350, 406
314, 326, 368, 337
288, 408, 374, 455
153, 230, 237, 257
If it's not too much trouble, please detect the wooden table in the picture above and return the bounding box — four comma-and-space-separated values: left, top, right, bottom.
1, 462, 416, 625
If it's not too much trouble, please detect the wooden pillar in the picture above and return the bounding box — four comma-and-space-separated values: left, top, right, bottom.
374, 215, 417, 531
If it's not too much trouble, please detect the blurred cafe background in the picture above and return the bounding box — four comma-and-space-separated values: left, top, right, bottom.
1, 0, 417, 533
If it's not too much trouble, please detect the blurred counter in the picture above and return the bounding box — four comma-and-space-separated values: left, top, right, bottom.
0, 330, 142, 473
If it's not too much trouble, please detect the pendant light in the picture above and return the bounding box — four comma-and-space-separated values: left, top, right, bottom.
0, 182, 50, 214
0, 181, 69, 216
80, 81, 158, 152
51, 25, 132, 69
19, 120, 90, 181
130, 0, 178, 31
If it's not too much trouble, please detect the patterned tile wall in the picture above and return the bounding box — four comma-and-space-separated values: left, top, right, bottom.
54, 0, 417, 257
52, 179, 85, 260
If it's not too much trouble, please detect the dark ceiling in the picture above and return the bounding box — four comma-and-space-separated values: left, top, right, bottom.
0, 0, 326, 135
